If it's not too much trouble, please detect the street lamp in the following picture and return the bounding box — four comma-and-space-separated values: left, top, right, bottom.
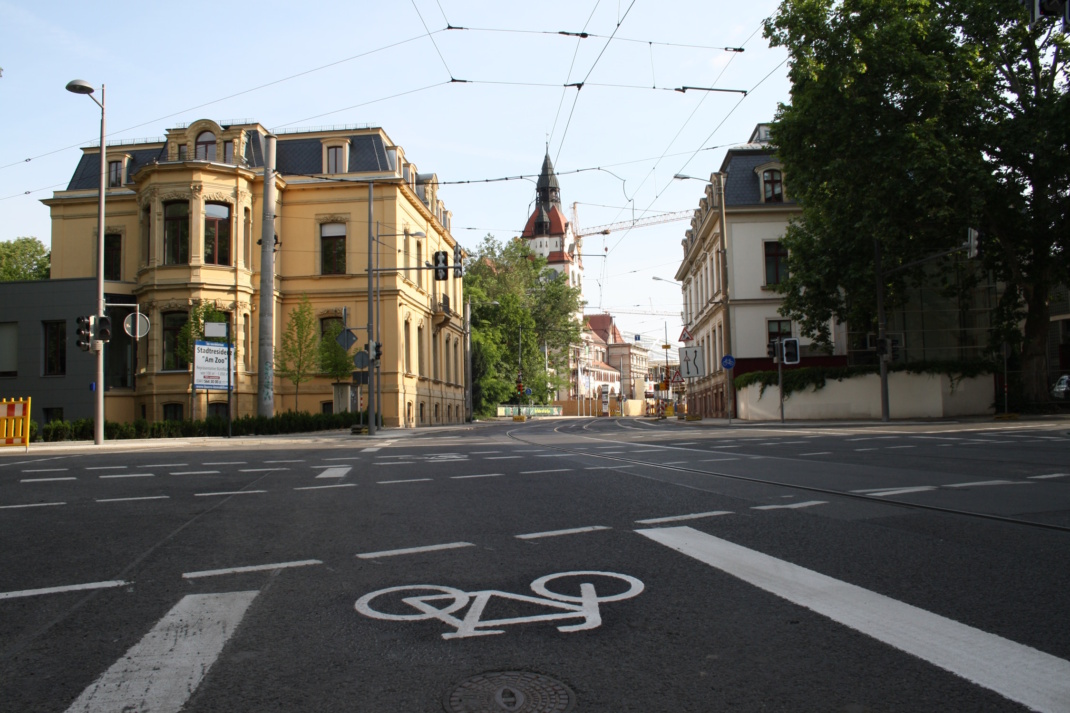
66, 79, 106, 446
464, 299, 498, 421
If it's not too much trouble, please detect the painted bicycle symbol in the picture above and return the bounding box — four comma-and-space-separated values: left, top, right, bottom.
355, 571, 644, 640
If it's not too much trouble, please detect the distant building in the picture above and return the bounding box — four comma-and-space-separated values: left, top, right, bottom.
520, 153, 584, 293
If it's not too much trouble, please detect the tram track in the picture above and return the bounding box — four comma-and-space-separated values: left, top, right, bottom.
505, 418, 1070, 535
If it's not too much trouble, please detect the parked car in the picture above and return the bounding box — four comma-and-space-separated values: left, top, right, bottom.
1052, 374, 1069, 400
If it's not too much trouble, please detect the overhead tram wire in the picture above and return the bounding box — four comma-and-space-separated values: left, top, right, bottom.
0, 31, 440, 173
445, 24, 747, 53
549, 0, 604, 148
274, 81, 450, 129
409, 0, 455, 79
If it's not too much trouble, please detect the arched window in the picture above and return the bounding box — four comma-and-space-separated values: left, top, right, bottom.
195, 132, 216, 161
762, 169, 783, 203
204, 203, 231, 265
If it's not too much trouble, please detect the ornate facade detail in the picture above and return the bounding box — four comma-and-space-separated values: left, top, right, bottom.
316, 214, 349, 225
317, 307, 344, 318
203, 192, 233, 204
190, 183, 204, 197
138, 188, 158, 209
159, 191, 190, 203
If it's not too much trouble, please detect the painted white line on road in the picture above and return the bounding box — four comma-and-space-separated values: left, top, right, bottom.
357, 542, 474, 559
1, 579, 128, 601
86, 466, 126, 470
294, 484, 357, 492
752, 501, 827, 510
663, 461, 689, 465
22, 468, 68, 473
866, 487, 939, 497
584, 465, 634, 469
21, 477, 76, 482
885, 445, 916, 449
63, 591, 258, 713
596, 451, 625, 454
799, 452, 831, 456
266, 459, 305, 463
203, 461, 245, 465
378, 478, 432, 484
183, 559, 322, 579
240, 468, 289, 473
193, 490, 267, 497
486, 456, 521, 460
360, 447, 381, 453
96, 496, 170, 503
710, 445, 740, 449
470, 451, 500, 454
519, 469, 573, 474
1029, 473, 1069, 480
516, 526, 611, 540
0, 501, 65, 509
630, 449, 663, 453
700, 458, 739, 462
945, 480, 1029, 488
637, 526, 1070, 713
324, 456, 363, 460
100, 473, 154, 479
145, 463, 186, 467
674, 442, 698, 446
316, 466, 352, 479
636, 511, 732, 525
374, 461, 415, 466
854, 448, 877, 452
451, 473, 505, 479
536, 453, 572, 457
938, 443, 954, 447
172, 471, 220, 475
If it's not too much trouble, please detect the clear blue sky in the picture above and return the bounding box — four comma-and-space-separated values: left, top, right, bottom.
0, 0, 790, 343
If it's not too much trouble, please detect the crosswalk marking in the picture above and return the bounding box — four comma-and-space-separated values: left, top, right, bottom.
63, 591, 258, 713
316, 466, 351, 479
637, 526, 1070, 713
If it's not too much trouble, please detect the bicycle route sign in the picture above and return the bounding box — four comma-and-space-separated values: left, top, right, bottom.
356, 571, 644, 640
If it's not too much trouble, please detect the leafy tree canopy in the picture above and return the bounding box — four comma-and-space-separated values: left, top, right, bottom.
276, 294, 320, 410
464, 235, 584, 416
177, 301, 228, 364
765, 0, 1068, 401
320, 320, 356, 383
0, 237, 50, 281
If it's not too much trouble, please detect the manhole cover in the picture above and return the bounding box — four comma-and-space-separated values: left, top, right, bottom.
444, 671, 575, 712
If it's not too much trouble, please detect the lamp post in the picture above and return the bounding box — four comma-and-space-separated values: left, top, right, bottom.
66, 79, 106, 446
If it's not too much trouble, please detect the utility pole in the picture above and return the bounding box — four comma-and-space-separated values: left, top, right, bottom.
257, 135, 277, 418
366, 182, 376, 436
874, 237, 890, 422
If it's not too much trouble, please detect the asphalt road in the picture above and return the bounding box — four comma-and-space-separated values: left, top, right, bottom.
2, 417, 1068, 712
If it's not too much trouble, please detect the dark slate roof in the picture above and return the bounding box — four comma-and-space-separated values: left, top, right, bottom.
67, 146, 166, 190
245, 131, 263, 168
537, 153, 559, 191
722, 149, 795, 207
272, 133, 394, 175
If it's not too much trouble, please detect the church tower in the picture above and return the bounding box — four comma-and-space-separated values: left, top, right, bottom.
521, 153, 583, 291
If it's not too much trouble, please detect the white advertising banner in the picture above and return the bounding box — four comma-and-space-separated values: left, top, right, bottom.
194, 340, 235, 391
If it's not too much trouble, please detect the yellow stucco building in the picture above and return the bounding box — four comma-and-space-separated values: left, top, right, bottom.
44, 120, 465, 428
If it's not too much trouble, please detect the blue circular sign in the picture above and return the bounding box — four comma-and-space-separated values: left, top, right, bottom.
524, 387, 533, 396
721, 355, 736, 369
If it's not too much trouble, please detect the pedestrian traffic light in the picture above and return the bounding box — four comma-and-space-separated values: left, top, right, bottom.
76, 315, 93, 352
453, 244, 463, 278
782, 337, 800, 365
433, 251, 449, 281
96, 315, 112, 343
516, 381, 523, 395
374, 342, 382, 361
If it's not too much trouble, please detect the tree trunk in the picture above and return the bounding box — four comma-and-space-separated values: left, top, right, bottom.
1021, 284, 1051, 403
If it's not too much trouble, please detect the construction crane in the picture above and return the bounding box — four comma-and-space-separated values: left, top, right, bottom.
572, 203, 694, 238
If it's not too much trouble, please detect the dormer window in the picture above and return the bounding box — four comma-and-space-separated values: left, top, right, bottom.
224, 140, 235, 164
108, 160, 123, 187
195, 132, 216, 160
327, 146, 344, 173
322, 140, 350, 174
762, 169, 783, 203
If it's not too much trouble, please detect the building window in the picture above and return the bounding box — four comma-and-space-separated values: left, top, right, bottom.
207, 402, 228, 420
164, 202, 190, 265
321, 223, 346, 275
767, 319, 792, 345
417, 326, 425, 376
764, 241, 788, 286
243, 314, 251, 371
104, 233, 122, 281
162, 403, 183, 421
416, 243, 423, 289
404, 321, 412, 373
444, 336, 450, 383
454, 341, 460, 384
432, 334, 439, 380
177, 145, 187, 161
327, 146, 344, 174
195, 131, 216, 160
162, 311, 189, 371
43, 321, 66, 376
224, 140, 235, 164
763, 169, 783, 203
0, 322, 17, 377
108, 160, 123, 188
322, 401, 333, 414
204, 203, 232, 266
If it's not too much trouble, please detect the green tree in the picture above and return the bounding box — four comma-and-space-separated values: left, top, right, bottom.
464, 235, 583, 416
320, 320, 355, 383
176, 301, 228, 365
0, 237, 50, 281
765, 0, 1068, 402
276, 294, 320, 411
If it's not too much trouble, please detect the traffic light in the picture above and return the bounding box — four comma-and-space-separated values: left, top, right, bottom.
96, 315, 112, 343
516, 381, 524, 395
374, 342, 383, 361
875, 338, 889, 360
76, 315, 93, 352
367, 341, 377, 362
453, 244, 463, 278
433, 251, 449, 281
1034, 0, 1065, 19
782, 337, 800, 365
767, 340, 781, 362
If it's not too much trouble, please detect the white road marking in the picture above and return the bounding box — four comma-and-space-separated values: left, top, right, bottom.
470, 451, 500, 454
316, 466, 351, 479
938, 443, 954, 447
100, 473, 154, 479
584, 465, 634, 469
294, 483, 357, 491
752, 501, 827, 510
519, 469, 573, 474
172, 470, 220, 475
536, 453, 572, 457
62, 591, 258, 713
0, 501, 65, 509
375, 461, 416, 466
21, 477, 76, 482
182, 560, 322, 579
378, 478, 432, 484
637, 526, 1070, 713
885, 445, 915, 449
700, 458, 739, 462
96, 496, 170, 503
516, 526, 611, 540
1029, 473, 1069, 480
630, 449, 663, 453
710, 445, 740, 449
266, 459, 304, 463
0, 580, 128, 600
451, 473, 505, 479
854, 448, 877, 452
663, 461, 689, 465
145, 463, 186, 467
22, 468, 67, 473
86, 466, 126, 470
203, 461, 245, 465
193, 490, 267, 497
324, 456, 362, 460
945, 480, 1029, 488
635, 511, 732, 525
240, 468, 289, 472
674, 442, 698, 446
865, 487, 939, 497
360, 447, 381, 453
486, 456, 521, 460
357, 542, 474, 559
799, 452, 831, 456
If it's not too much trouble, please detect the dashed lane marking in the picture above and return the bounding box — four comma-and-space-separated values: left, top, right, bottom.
451, 473, 505, 479
1029, 473, 1069, 480
266, 459, 305, 463
853, 486, 938, 497
21, 468, 68, 473
1, 580, 128, 600
86, 466, 126, 470
635, 511, 733, 525
0, 501, 65, 509
361, 447, 382, 453
293, 483, 357, 491
172, 471, 220, 476
144, 463, 186, 467
324, 456, 362, 460
799, 452, 831, 456
182, 560, 321, 579
357, 542, 474, 559
519, 469, 573, 474
203, 462, 245, 465
516, 526, 611, 540
240, 468, 289, 473
96, 496, 170, 503
377, 478, 432, 484
584, 465, 634, 469
21, 477, 76, 482
193, 490, 267, 497
100, 473, 154, 479
945, 480, 1032, 488
486, 456, 521, 460
751, 501, 827, 510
